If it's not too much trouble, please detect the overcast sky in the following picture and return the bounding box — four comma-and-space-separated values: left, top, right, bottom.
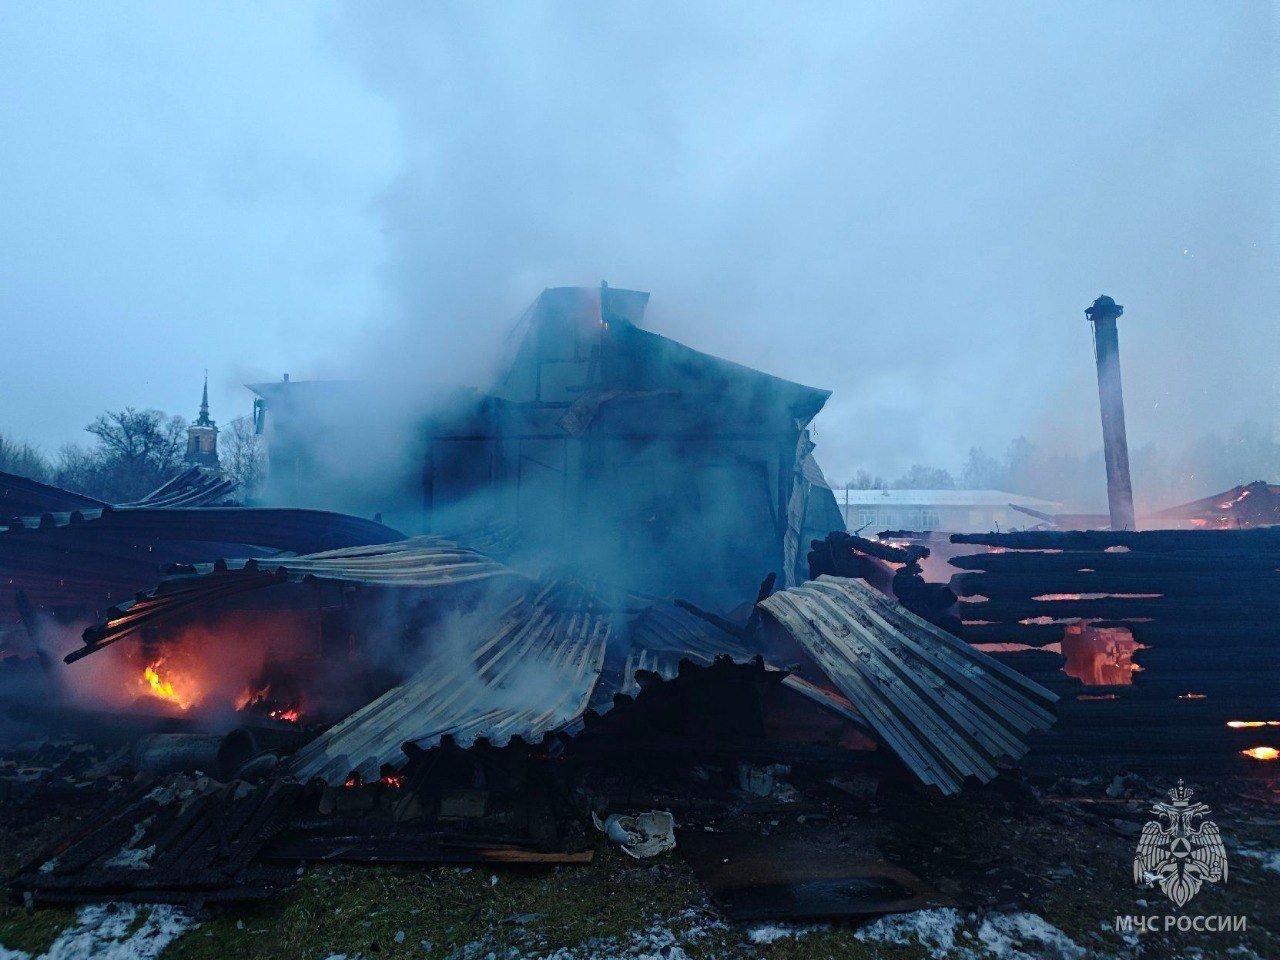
2, 2, 1276, 483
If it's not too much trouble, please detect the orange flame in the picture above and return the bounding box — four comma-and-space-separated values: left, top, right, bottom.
235, 683, 270, 711
1227, 720, 1280, 729
1240, 746, 1279, 761
141, 661, 189, 710
269, 707, 301, 723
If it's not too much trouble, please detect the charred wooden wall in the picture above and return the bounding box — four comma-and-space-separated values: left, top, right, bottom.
949, 527, 1280, 771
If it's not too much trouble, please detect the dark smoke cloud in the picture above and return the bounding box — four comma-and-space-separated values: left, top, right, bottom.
2, 3, 1275, 503
328, 1, 1278, 493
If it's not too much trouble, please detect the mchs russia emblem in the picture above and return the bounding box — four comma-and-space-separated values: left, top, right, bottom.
1133, 780, 1228, 908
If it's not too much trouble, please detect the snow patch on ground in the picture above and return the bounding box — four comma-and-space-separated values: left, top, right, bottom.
446, 911, 725, 960
0, 904, 194, 960
1236, 847, 1280, 874
103, 819, 156, 870
855, 908, 1089, 960
744, 922, 827, 944
976, 912, 1086, 960
855, 907, 964, 957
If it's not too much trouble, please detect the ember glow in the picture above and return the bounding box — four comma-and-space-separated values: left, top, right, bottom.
1240, 746, 1279, 761
1060, 625, 1143, 686
141, 661, 190, 710
237, 682, 304, 723
379, 772, 405, 789
1218, 488, 1251, 510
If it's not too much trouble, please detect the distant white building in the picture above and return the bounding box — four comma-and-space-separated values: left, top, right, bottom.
835, 489, 1061, 534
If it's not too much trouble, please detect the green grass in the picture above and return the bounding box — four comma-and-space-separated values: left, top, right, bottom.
165, 844, 718, 960
158, 844, 936, 960
0, 903, 76, 957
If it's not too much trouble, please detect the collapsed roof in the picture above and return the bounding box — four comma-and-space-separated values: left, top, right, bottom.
74, 538, 1057, 795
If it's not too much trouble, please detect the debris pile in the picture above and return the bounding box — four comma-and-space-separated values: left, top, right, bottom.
4, 529, 1060, 910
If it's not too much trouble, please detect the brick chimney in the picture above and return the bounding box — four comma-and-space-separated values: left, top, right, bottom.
1085, 295, 1135, 530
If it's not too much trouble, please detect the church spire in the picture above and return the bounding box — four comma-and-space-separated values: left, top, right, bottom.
195, 370, 214, 427
185, 369, 220, 470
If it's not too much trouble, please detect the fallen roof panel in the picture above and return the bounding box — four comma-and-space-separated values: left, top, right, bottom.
757, 575, 1057, 795
287, 578, 610, 783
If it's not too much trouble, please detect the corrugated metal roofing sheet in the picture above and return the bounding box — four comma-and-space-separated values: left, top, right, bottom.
0, 470, 106, 517
758, 575, 1057, 795
1, 466, 235, 528
624, 603, 866, 729
68, 536, 519, 662
118, 466, 237, 509
288, 578, 611, 783
3, 504, 404, 631
71, 552, 1055, 794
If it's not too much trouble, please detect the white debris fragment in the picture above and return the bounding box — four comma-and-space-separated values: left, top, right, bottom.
591, 811, 675, 859
0, 903, 194, 960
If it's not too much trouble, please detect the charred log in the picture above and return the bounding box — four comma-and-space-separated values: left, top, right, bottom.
951, 527, 1280, 551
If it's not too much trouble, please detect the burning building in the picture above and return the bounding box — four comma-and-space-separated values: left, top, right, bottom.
249, 285, 845, 608
1146, 481, 1280, 530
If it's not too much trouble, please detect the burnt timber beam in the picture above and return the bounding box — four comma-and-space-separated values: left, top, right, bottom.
950, 570, 1280, 598
958, 595, 1280, 623
950, 528, 1280, 550
949, 550, 1280, 574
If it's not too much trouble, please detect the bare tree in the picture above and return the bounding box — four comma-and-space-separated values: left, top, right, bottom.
0, 433, 52, 482
221, 415, 264, 502
891, 464, 956, 490
848, 469, 886, 490
54, 408, 188, 502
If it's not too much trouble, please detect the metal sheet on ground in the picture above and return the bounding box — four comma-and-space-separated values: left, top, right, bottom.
677, 830, 940, 922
